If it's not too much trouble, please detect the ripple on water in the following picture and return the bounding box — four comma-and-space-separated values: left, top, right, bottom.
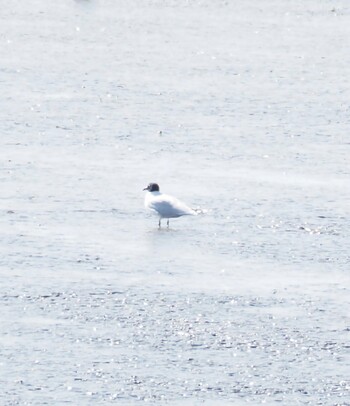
1, 288, 349, 404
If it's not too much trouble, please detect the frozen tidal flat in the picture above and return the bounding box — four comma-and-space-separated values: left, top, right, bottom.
1, 0, 349, 404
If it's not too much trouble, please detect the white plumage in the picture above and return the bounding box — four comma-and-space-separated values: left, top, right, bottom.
143, 183, 196, 227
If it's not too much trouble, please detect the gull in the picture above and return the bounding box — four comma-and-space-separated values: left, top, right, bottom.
143, 183, 196, 228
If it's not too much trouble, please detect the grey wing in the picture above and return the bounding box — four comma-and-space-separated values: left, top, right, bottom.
148, 200, 179, 217
151, 196, 194, 218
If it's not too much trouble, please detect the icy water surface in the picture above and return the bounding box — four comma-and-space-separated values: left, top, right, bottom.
1, 0, 349, 404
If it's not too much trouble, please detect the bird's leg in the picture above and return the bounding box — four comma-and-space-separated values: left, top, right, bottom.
158, 218, 161, 228
167, 219, 169, 228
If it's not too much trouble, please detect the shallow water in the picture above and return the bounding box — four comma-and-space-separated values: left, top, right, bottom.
1, 0, 349, 404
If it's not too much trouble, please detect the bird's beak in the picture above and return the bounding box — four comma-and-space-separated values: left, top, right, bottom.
143, 187, 148, 191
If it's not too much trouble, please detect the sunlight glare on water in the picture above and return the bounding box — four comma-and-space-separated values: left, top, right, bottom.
1, 0, 349, 404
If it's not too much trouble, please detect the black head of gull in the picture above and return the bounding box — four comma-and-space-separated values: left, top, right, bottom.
143, 183, 160, 192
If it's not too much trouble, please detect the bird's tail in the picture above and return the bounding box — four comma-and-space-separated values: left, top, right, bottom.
191, 207, 208, 215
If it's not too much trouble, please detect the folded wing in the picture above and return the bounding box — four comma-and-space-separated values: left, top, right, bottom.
148, 194, 195, 218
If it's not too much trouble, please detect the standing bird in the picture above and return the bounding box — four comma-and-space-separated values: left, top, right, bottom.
143, 183, 196, 228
